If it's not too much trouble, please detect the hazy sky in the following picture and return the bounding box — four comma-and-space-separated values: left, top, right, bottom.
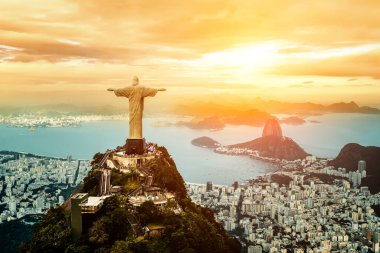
1, 0, 380, 107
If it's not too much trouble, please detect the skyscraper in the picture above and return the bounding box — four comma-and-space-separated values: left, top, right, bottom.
248, 245, 263, 253
206, 181, 213, 192
100, 170, 111, 196
358, 160, 366, 173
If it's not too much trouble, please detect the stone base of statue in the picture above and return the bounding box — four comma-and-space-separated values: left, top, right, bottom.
125, 138, 146, 155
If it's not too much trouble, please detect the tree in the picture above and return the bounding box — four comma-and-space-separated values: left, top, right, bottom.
88, 217, 110, 245
136, 201, 161, 225
23, 207, 72, 253
82, 169, 101, 195
110, 241, 130, 253
110, 208, 131, 241
64, 244, 92, 253
92, 152, 105, 166
103, 195, 121, 214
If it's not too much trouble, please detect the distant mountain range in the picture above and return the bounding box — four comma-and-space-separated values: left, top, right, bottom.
2, 98, 379, 116
1, 99, 378, 120
329, 143, 380, 193
174, 99, 379, 129
249, 99, 380, 114
177, 116, 226, 131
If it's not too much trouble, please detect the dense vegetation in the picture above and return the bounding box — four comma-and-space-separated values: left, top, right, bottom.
21, 145, 240, 253
0, 218, 33, 253
20, 207, 72, 253
148, 146, 187, 199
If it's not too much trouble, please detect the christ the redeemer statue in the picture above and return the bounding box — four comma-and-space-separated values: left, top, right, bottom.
107, 76, 166, 154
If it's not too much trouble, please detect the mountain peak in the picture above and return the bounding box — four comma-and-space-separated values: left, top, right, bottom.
262, 117, 283, 138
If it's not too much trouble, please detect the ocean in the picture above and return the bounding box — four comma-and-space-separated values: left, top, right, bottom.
0, 113, 379, 185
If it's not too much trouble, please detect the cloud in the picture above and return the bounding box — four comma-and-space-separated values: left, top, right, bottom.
271, 49, 380, 79
2, 0, 380, 62
57, 39, 81, 46
346, 83, 373, 87
289, 84, 315, 88
0, 0, 379, 71
0, 0, 380, 106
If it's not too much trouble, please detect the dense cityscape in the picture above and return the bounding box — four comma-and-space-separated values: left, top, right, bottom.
0, 152, 91, 222
187, 157, 380, 253
1, 150, 379, 252
0, 114, 126, 128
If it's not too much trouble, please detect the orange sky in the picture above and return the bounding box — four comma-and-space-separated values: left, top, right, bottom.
1, 0, 380, 107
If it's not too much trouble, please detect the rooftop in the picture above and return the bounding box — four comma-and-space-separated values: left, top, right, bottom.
72, 193, 88, 199
79, 195, 110, 207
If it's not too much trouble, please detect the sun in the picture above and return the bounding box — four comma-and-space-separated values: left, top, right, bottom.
164, 41, 286, 84
201, 42, 284, 70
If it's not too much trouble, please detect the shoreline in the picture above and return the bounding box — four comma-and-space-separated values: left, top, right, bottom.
214, 148, 282, 165
0, 150, 89, 161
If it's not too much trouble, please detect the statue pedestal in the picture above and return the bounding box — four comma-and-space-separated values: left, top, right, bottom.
125, 138, 146, 155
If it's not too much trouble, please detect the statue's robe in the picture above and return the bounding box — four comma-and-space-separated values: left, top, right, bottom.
114, 86, 158, 139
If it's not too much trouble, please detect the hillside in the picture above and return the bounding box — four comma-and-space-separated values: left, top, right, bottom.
229, 136, 309, 161
227, 118, 309, 161
21, 145, 241, 253
329, 143, 380, 193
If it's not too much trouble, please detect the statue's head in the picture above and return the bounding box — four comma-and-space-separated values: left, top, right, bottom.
132, 76, 139, 86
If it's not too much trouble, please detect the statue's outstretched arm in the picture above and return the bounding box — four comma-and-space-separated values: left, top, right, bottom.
107, 88, 115, 91
157, 88, 166, 91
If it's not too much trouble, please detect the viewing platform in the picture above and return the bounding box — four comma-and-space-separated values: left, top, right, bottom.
78, 195, 111, 214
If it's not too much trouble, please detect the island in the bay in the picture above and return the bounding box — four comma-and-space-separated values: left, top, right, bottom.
193, 117, 309, 162
191, 136, 221, 149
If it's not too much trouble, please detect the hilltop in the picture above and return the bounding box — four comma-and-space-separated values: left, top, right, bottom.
21, 144, 241, 253
221, 118, 309, 161
329, 143, 380, 193
229, 136, 309, 161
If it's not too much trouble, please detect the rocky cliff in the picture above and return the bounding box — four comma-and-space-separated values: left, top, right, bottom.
262, 117, 283, 137
230, 135, 309, 161
229, 118, 308, 160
